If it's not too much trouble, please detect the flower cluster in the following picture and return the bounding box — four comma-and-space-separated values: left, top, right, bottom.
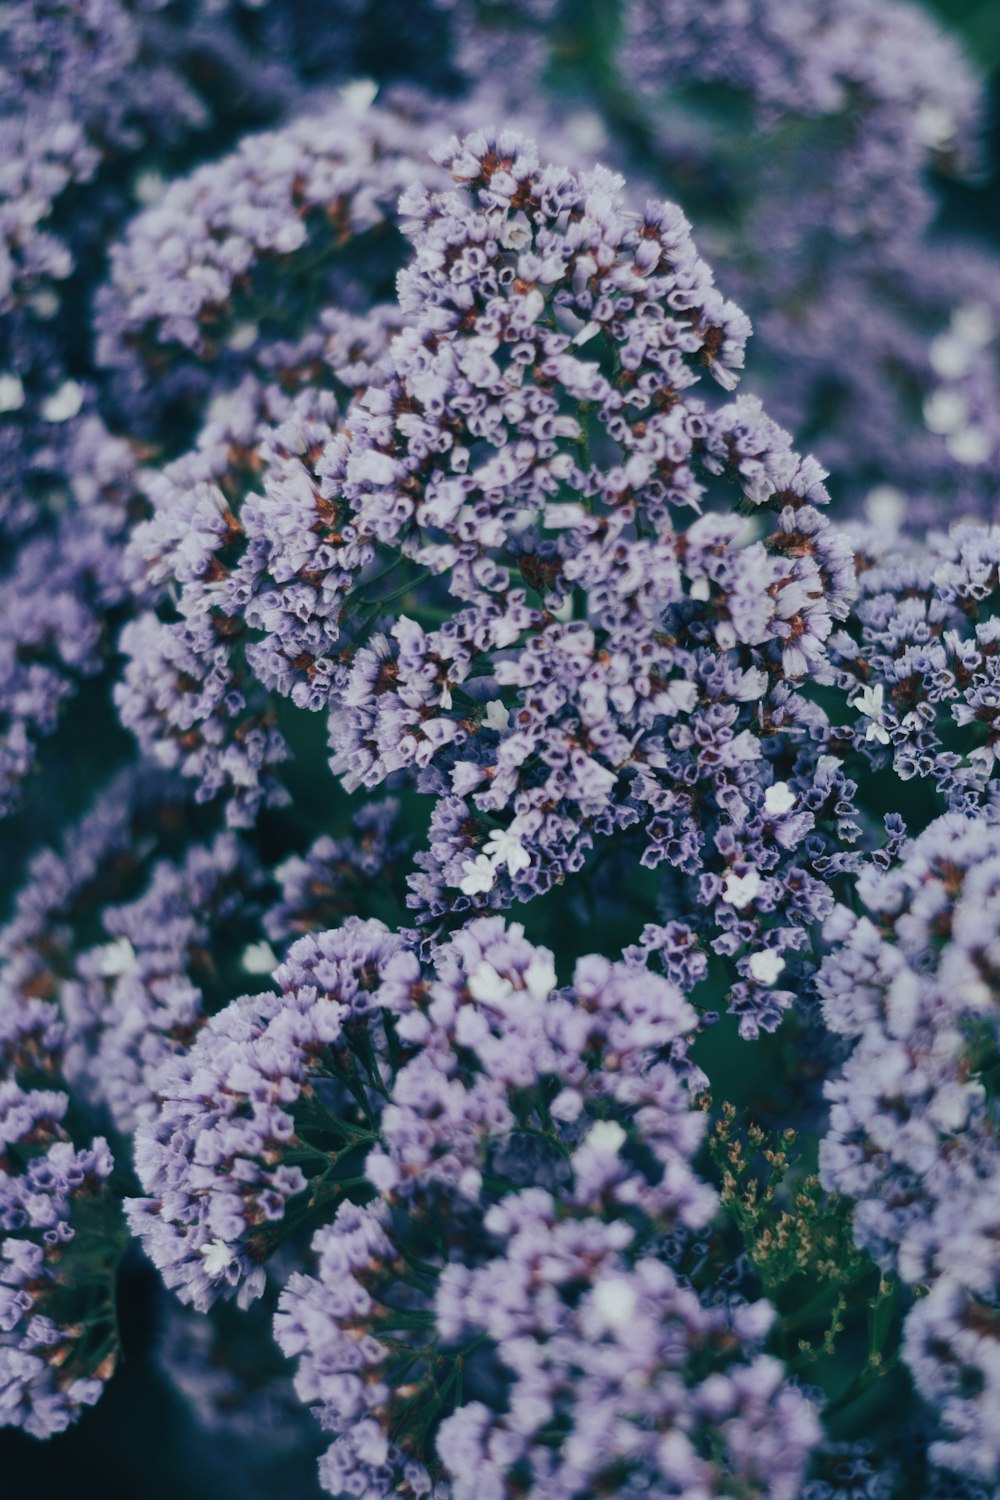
125, 918, 407, 1311
0, 769, 186, 1085
264, 799, 409, 944
1, 1, 519, 818
818, 813, 1000, 1480
619, 0, 1000, 518
827, 522, 1000, 814
95, 93, 444, 428
0, 418, 140, 815
0, 1081, 117, 1438
59, 832, 269, 1134
622, 0, 980, 250
0, 0, 393, 815
116, 301, 405, 822
4, 0, 1000, 1488
264, 916, 818, 1496
114, 125, 861, 1034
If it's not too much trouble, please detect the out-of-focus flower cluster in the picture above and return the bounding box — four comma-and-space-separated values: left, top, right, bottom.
621, 0, 1000, 521
827, 524, 1000, 812
819, 811, 1000, 1481
0, 1080, 117, 1438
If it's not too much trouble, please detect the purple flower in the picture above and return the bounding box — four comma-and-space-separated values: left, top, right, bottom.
271, 916, 818, 1494
0, 1081, 116, 1438
126, 919, 408, 1311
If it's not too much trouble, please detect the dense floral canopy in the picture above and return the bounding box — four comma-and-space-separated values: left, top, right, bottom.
2, 3, 1000, 1499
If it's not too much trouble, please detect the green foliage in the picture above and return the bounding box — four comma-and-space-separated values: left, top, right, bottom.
927, 0, 1000, 70
707, 1101, 907, 1403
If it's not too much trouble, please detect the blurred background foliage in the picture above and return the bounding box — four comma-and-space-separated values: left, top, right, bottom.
931, 0, 1000, 70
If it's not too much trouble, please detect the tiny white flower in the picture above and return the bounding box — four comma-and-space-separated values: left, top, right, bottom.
853, 684, 882, 717
134, 169, 165, 206
547, 453, 574, 481
592, 1277, 638, 1331
41, 379, 83, 423
348, 448, 397, 486
571, 320, 601, 347
482, 827, 530, 875
709, 357, 741, 392
543, 502, 590, 529
340, 77, 378, 113
736, 666, 768, 701
851, 684, 891, 745
499, 215, 532, 251
96, 937, 137, 978
655, 679, 699, 715
947, 426, 992, 467
0, 374, 24, 413
206, 390, 243, 427
523, 954, 557, 1003
952, 301, 995, 348
689, 577, 711, 602
550, 1088, 583, 1122
457, 855, 496, 896
927, 1082, 974, 1134
199, 1240, 233, 1278
227, 321, 259, 352
763, 781, 796, 816
734, 515, 765, 547
242, 940, 278, 975
748, 950, 786, 986
564, 110, 606, 152
365, 1150, 400, 1194
585, 1120, 627, 1156
722, 869, 761, 909
864, 485, 904, 529
929, 333, 974, 380
467, 960, 514, 1007
915, 102, 956, 149
923, 388, 968, 435
29, 289, 60, 320
482, 699, 510, 733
